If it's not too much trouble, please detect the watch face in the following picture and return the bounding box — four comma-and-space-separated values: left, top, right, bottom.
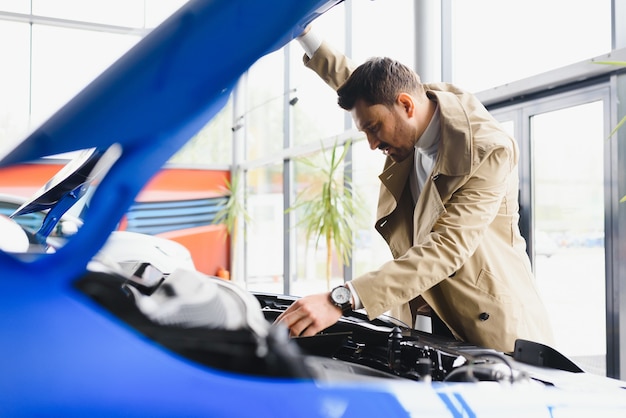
331, 286, 351, 305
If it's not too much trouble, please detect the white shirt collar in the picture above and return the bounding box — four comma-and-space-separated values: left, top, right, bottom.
415, 105, 440, 155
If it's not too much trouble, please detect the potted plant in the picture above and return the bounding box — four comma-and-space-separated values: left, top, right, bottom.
288, 139, 365, 291
213, 170, 251, 280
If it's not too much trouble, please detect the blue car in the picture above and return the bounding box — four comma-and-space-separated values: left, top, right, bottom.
1, 1, 626, 416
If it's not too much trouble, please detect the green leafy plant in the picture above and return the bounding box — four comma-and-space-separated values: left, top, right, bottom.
288, 139, 365, 291
213, 171, 251, 279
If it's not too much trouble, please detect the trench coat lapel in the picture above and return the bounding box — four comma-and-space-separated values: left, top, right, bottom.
426, 88, 473, 177
413, 179, 444, 245
376, 153, 414, 219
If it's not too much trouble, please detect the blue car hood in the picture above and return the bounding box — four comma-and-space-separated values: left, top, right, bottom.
0, 0, 343, 283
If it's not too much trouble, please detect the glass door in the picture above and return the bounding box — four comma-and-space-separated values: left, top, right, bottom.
492, 86, 610, 376
529, 100, 606, 375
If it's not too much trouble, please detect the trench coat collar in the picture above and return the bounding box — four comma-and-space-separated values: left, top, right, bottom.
377, 84, 474, 210
425, 85, 473, 177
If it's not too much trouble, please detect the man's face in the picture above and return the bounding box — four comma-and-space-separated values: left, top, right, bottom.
351, 97, 417, 163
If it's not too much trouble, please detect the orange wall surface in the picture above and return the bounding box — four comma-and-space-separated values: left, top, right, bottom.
158, 224, 230, 277
0, 163, 65, 197
137, 167, 230, 202
129, 167, 232, 275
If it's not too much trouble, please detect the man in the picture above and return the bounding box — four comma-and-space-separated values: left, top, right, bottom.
275, 26, 554, 353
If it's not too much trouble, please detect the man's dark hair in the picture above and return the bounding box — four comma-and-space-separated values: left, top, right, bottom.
337, 57, 423, 110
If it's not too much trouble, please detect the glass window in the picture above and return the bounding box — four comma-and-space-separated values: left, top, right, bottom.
351, 138, 393, 277
169, 101, 233, 166
0, 21, 30, 155
451, 0, 612, 92
0, 0, 29, 13
290, 144, 353, 295
32, 0, 146, 27
531, 100, 606, 375
352, 0, 415, 67
290, 50, 345, 146
292, 153, 327, 295
307, 2, 346, 56
290, 4, 346, 146
30, 24, 140, 126
498, 120, 515, 137
30, 0, 186, 28
144, 0, 188, 28
244, 50, 285, 160
245, 163, 284, 293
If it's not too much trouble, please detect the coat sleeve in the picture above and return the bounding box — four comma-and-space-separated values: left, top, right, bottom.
302, 41, 356, 91
352, 144, 516, 320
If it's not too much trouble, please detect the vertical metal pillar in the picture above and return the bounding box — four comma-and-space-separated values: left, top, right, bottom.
607, 72, 626, 379
606, 0, 626, 379
283, 44, 294, 296
231, 73, 247, 285
343, 0, 354, 284
440, 0, 452, 83
414, 0, 442, 83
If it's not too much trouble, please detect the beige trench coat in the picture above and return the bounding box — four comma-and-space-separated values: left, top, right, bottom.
304, 42, 554, 353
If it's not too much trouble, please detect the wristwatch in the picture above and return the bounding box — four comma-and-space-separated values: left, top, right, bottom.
329, 285, 352, 313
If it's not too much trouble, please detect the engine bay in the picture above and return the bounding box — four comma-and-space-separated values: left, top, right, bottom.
256, 293, 583, 384
76, 263, 594, 387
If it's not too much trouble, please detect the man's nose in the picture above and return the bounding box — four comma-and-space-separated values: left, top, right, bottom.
367, 135, 380, 151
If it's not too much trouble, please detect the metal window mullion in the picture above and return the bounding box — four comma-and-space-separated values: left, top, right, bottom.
613, 0, 626, 50
232, 73, 247, 285
0, 11, 150, 36
607, 72, 626, 379
283, 43, 294, 296
342, 0, 354, 284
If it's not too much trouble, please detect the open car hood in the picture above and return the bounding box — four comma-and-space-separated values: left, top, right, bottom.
0, 0, 344, 282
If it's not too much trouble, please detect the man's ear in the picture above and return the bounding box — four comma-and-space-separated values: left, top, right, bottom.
396, 93, 415, 117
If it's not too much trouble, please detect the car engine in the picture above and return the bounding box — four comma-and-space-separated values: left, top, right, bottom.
76, 263, 585, 386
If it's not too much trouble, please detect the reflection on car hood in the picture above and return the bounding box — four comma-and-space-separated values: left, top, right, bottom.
9, 147, 120, 244
10, 148, 101, 217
